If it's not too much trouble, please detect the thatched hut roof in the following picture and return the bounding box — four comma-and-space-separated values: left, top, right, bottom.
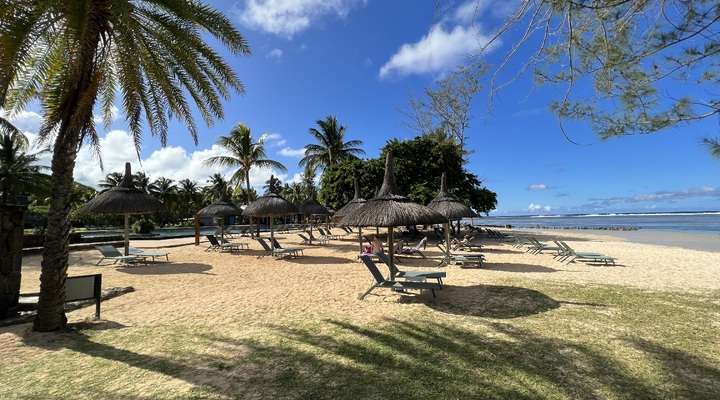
80, 163, 163, 215
333, 179, 366, 222
427, 172, 476, 221
341, 153, 445, 227
197, 198, 242, 217
243, 192, 297, 217
299, 198, 330, 216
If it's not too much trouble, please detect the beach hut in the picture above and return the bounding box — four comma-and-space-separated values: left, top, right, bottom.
196, 195, 242, 240
243, 191, 297, 250
342, 153, 445, 277
298, 198, 330, 244
80, 163, 164, 256
427, 172, 477, 265
333, 179, 366, 252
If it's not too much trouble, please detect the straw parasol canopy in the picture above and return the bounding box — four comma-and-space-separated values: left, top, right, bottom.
243, 191, 297, 249
427, 172, 476, 265
196, 195, 242, 239
342, 153, 444, 276
427, 172, 475, 221
333, 179, 366, 223
80, 162, 164, 255
298, 198, 330, 216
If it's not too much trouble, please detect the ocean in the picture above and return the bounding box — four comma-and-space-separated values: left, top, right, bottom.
472, 212, 720, 233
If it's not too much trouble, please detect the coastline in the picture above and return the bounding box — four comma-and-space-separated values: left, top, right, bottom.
511, 227, 720, 253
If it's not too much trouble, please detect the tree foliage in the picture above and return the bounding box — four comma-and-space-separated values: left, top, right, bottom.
0, 125, 47, 204
299, 116, 365, 172
319, 131, 497, 214
476, 0, 720, 145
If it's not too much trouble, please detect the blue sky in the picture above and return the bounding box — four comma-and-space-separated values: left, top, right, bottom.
6, 0, 720, 215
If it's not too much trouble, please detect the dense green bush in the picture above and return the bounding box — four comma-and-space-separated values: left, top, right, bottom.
132, 218, 155, 234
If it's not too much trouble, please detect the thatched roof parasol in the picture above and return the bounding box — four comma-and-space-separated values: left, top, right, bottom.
341, 153, 445, 228
333, 179, 366, 223
341, 153, 444, 276
298, 198, 330, 216
243, 192, 297, 217
427, 172, 476, 221
196, 198, 241, 217
80, 163, 163, 215
80, 163, 164, 256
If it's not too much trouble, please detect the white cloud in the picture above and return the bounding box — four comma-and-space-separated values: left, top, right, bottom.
278, 146, 305, 158
528, 183, 548, 191
527, 203, 552, 213
260, 132, 287, 147
237, 0, 365, 38
1, 109, 43, 133
379, 23, 493, 78
266, 48, 284, 59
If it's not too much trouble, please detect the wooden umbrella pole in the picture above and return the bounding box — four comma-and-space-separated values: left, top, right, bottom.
124, 213, 130, 256
358, 226, 363, 253
270, 216, 274, 250
388, 226, 395, 279
194, 215, 200, 246
445, 221, 451, 263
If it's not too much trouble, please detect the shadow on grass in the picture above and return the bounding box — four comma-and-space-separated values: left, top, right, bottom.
425, 284, 560, 318
116, 263, 214, 275
15, 315, 720, 399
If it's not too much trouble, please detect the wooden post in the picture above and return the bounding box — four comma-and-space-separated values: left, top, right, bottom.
445, 221, 452, 261
358, 226, 363, 253
194, 215, 200, 246
124, 214, 130, 256
387, 226, 395, 279
269, 216, 274, 250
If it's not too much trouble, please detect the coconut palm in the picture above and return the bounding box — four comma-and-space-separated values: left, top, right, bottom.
299, 116, 365, 172
704, 138, 720, 159
0, 1, 249, 331
0, 127, 47, 204
206, 173, 231, 202
204, 124, 286, 204
178, 178, 199, 219
98, 172, 124, 190
282, 182, 305, 205
264, 175, 283, 195
133, 172, 151, 194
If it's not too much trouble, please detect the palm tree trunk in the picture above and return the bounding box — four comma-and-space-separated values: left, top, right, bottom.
34, 129, 83, 331
33, 8, 103, 331
245, 172, 255, 237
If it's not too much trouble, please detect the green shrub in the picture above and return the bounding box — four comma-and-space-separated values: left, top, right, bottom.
132, 218, 155, 234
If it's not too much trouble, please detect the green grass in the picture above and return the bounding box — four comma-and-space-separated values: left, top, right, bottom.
1, 280, 718, 400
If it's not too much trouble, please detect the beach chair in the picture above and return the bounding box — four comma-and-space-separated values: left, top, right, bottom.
358, 255, 442, 300
270, 237, 304, 257
437, 243, 484, 267
297, 233, 312, 245
307, 230, 329, 244
452, 236, 483, 252
95, 245, 146, 266
526, 238, 562, 255
397, 237, 427, 258
128, 247, 170, 262
319, 227, 341, 240
256, 237, 298, 258
557, 241, 616, 266
206, 235, 242, 252
376, 252, 445, 285
219, 236, 249, 250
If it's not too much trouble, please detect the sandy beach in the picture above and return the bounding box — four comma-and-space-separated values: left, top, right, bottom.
2, 228, 719, 398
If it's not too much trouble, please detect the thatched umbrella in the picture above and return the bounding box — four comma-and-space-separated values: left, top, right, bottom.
243, 191, 297, 250
79, 163, 164, 256
427, 172, 476, 264
342, 153, 445, 277
196, 195, 241, 240
299, 198, 329, 244
333, 179, 366, 252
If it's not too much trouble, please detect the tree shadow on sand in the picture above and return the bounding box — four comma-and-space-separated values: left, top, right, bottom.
117, 263, 214, 275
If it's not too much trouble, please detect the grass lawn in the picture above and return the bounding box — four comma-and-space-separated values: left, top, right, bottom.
1, 278, 718, 399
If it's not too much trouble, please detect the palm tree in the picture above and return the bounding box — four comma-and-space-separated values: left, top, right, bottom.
704, 138, 720, 158
282, 182, 305, 205
204, 124, 286, 204
98, 172, 124, 191
178, 178, 199, 218
0, 1, 249, 331
0, 125, 47, 204
300, 116, 365, 172
133, 172, 151, 194
149, 177, 177, 225
206, 173, 230, 201
264, 175, 283, 195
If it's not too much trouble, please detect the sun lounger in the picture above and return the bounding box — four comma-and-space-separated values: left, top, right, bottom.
297, 233, 312, 245
306, 230, 328, 244
358, 255, 442, 300
256, 238, 299, 258
319, 228, 341, 240
437, 243, 484, 267
206, 235, 244, 252
556, 241, 616, 265
526, 238, 562, 255
269, 237, 304, 257
376, 252, 444, 285
128, 247, 170, 262
95, 245, 146, 266
397, 237, 427, 258
451, 236, 482, 252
